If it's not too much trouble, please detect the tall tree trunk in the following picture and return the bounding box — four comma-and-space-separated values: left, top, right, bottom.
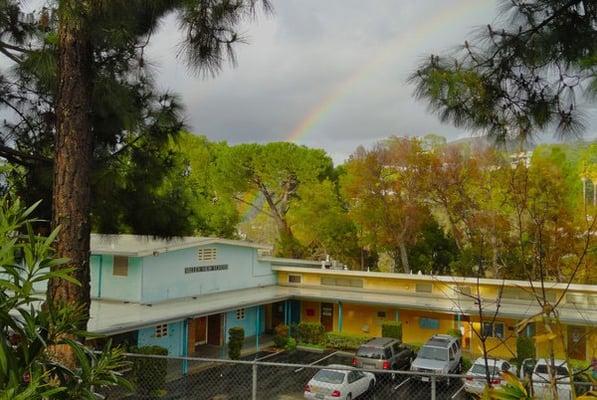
47, 0, 94, 366
398, 242, 410, 274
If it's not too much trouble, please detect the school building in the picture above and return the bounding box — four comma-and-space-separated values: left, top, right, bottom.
87, 234, 596, 362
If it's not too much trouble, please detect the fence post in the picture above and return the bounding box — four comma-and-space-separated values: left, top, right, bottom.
252, 360, 257, 400
431, 375, 436, 400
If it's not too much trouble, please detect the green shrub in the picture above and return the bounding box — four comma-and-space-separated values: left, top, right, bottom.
289, 323, 300, 339
461, 355, 473, 372
273, 324, 289, 348
131, 345, 168, 396
285, 337, 297, 353
298, 322, 325, 344
406, 342, 422, 354
228, 327, 245, 360
381, 321, 402, 341
324, 332, 372, 351
515, 336, 535, 365
447, 328, 462, 340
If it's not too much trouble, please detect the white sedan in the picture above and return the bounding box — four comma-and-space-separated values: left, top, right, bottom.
463, 357, 516, 395
304, 365, 376, 400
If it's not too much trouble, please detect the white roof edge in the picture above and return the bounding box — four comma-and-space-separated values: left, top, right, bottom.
90, 233, 271, 257
259, 256, 322, 266
272, 266, 597, 293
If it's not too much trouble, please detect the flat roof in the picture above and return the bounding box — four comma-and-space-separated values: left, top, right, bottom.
272, 266, 597, 293
88, 285, 290, 334
259, 256, 322, 267
90, 234, 271, 257
87, 284, 595, 335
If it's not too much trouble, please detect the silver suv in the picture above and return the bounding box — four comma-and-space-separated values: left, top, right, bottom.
410, 334, 462, 385
353, 337, 414, 375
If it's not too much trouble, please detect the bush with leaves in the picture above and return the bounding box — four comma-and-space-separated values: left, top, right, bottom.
381, 321, 402, 341
130, 346, 168, 396
0, 198, 130, 399
516, 336, 536, 367
273, 324, 289, 348
324, 332, 372, 351
228, 327, 244, 360
298, 322, 324, 345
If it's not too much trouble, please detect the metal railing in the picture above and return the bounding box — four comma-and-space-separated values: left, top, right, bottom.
98, 352, 594, 400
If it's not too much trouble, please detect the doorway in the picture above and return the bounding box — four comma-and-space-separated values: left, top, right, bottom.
567, 325, 586, 360
207, 314, 222, 346
321, 303, 334, 332
272, 301, 285, 328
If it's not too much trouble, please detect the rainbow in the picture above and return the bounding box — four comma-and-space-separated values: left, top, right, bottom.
286, 0, 490, 143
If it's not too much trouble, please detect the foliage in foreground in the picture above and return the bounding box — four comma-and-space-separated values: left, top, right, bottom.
0, 198, 130, 398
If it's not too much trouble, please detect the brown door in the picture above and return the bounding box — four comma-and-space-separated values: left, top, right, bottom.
321, 303, 334, 331
567, 326, 586, 360
207, 314, 222, 346
272, 301, 285, 328
195, 317, 207, 345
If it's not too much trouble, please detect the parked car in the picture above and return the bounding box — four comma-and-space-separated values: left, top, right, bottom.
462, 357, 516, 395
352, 337, 414, 375
520, 358, 572, 400
410, 334, 462, 385
304, 365, 376, 400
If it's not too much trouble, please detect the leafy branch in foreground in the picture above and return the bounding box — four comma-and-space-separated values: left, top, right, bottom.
0, 197, 130, 399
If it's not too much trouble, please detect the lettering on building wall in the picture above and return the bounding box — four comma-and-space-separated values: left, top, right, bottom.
185, 264, 229, 274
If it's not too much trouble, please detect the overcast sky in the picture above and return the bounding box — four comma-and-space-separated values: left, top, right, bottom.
14, 0, 597, 164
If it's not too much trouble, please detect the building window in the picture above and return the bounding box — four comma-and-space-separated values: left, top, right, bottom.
419, 317, 440, 329
415, 283, 432, 293
320, 277, 363, 288
236, 308, 245, 320
113, 256, 129, 276
198, 248, 217, 261
288, 275, 302, 284
482, 321, 505, 338
377, 311, 387, 319
455, 285, 471, 296
155, 324, 168, 338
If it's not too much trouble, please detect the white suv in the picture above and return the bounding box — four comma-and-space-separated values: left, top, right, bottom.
520, 358, 572, 400
410, 334, 462, 385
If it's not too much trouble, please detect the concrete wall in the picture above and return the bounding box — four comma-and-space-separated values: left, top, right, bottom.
140, 244, 275, 303
90, 255, 142, 302
224, 306, 265, 343
137, 321, 184, 356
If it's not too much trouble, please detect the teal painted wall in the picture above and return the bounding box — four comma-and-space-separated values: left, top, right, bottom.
137, 321, 184, 356
140, 244, 275, 303
90, 255, 141, 302
224, 306, 265, 343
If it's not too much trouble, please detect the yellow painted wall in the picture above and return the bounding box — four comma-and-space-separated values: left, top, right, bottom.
399, 310, 454, 346
468, 318, 518, 360
341, 304, 396, 337
301, 301, 320, 323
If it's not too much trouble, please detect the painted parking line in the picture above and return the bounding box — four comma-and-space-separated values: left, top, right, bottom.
294, 351, 341, 372
451, 384, 465, 399
255, 350, 284, 361
392, 377, 411, 391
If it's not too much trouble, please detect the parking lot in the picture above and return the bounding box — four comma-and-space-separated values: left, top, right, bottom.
122, 349, 470, 400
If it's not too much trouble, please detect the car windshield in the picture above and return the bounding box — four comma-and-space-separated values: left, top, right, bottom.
535, 364, 568, 376
418, 346, 448, 361
313, 370, 345, 384
471, 364, 499, 376
356, 346, 384, 359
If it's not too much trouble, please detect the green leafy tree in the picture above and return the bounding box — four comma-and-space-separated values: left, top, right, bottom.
411, 0, 596, 143
0, 0, 270, 364
0, 197, 130, 398
214, 142, 334, 257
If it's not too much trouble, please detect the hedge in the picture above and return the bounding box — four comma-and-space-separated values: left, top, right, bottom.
298, 322, 324, 345
228, 326, 245, 360
274, 324, 289, 348
515, 336, 535, 364
381, 321, 402, 341
131, 345, 168, 396
324, 332, 372, 351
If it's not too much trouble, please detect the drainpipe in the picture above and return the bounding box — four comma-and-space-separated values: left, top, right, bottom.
255, 306, 260, 352
338, 302, 343, 333
182, 320, 189, 375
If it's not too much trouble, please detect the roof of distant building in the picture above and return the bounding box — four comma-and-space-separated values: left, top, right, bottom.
90, 233, 271, 257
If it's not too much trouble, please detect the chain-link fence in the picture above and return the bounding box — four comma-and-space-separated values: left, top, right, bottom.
98, 351, 594, 400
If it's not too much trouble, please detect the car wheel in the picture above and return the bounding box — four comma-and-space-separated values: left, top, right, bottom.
368, 380, 375, 392
346, 393, 352, 400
